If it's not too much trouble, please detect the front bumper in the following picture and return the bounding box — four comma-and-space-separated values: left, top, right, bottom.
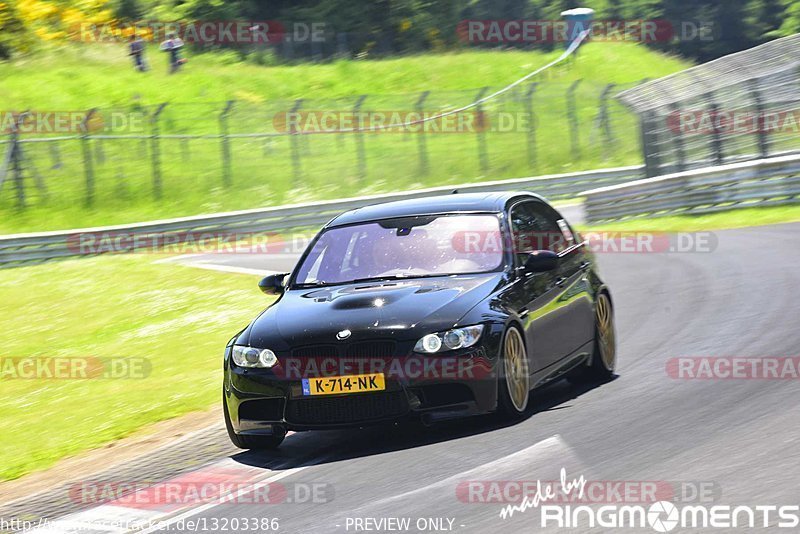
223, 333, 503, 433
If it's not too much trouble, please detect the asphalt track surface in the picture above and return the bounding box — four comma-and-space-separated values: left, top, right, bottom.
7, 221, 800, 534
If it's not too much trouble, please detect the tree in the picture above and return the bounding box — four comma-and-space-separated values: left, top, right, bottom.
113, 0, 143, 21
774, 0, 799, 37
0, 1, 33, 59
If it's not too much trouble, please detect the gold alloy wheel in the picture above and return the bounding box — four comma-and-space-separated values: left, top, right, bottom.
596, 293, 616, 371
504, 327, 530, 412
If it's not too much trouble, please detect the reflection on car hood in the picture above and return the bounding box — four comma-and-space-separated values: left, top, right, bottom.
245, 273, 503, 348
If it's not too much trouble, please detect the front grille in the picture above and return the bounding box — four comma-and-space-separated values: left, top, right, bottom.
291, 345, 338, 359
346, 340, 396, 359
291, 340, 397, 360
286, 391, 409, 425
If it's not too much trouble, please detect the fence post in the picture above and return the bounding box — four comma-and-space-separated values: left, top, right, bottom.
219, 100, 235, 187
11, 140, 24, 209
598, 83, 615, 160
150, 103, 167, 200
354, 95, 367, 181
49, 142, 62, 170
94, 138, 105, 164
4, 112, 29, 209
475, 87, 489, 174
289, 99, 303, 183
415, 91, 430, 176
80, 108, 98, 207
707, 96, 725, 165
668, 102, 686, 172
567, 80, 582, 160
641, 110, 661, 178
747, 79, 769, 159
525, 83, 537, 169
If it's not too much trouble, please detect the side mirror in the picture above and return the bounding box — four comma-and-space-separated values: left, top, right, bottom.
258, 273, 288, 295
524, 250, 558, 273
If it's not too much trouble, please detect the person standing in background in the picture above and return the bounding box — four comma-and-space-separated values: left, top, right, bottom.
160, 33, 186, 74
128, 35, 147, 72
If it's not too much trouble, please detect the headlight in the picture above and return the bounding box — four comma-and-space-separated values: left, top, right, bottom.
231, 345, 278, 368
413, 325, 484, 353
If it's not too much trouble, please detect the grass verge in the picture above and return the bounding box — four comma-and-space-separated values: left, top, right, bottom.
0, 255, 269, 481
580, 204, 800, 233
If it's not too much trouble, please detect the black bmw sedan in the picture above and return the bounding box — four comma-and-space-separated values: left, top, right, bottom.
223, 191, 615, 449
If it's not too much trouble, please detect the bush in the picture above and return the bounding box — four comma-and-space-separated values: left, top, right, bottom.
0, 1, 33, 60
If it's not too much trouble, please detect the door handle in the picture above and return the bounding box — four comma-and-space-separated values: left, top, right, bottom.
579, 261, 591, 270
555, 277, 567, 287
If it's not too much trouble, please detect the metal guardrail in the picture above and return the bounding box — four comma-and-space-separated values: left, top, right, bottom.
583, 154, 800, 223
0, 165, 641, 268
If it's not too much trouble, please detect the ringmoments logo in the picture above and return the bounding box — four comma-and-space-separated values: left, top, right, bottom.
498, 469, 800, 531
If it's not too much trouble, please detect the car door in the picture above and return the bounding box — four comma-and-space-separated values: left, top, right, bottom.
508, 200, 593, 372
542, 203, 595, 361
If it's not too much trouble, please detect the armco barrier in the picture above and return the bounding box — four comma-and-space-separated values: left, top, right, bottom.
0, 165, 641, 268
583, 155, 800, 223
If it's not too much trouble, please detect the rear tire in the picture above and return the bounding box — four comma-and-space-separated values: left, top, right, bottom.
569, 292, 615, 384
496, 326, 530, 418
223, 390, 285, 450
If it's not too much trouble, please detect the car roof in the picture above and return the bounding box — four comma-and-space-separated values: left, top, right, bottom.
327, 191, 547, 227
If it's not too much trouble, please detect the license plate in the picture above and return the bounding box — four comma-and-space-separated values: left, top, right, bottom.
301, 373, 385, 396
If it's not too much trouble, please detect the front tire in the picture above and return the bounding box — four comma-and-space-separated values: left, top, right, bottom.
570, 291, 616, 383
223, 390, 285, 450
497, 326, 530, 418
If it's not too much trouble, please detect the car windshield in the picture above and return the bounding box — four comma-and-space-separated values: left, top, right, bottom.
293, 214, 503, 286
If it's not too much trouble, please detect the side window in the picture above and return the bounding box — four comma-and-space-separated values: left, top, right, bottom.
556, 218, 577, 248
509, 201, 567, 264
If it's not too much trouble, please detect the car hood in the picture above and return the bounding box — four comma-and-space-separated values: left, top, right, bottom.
244, 273, 504, 349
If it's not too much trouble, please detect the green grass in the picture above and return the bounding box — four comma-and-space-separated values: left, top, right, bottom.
580, 204, 800, 233
0, 43, 691, 234
1, 43, 688, 107
0, 255, 270, 481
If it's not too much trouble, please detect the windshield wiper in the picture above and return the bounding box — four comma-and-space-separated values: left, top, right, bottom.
295, 273, 463, 288
349, 275, 410, 284
294, 276, 414, 289
350, 273, 452, 284
293, 281, 335, 288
